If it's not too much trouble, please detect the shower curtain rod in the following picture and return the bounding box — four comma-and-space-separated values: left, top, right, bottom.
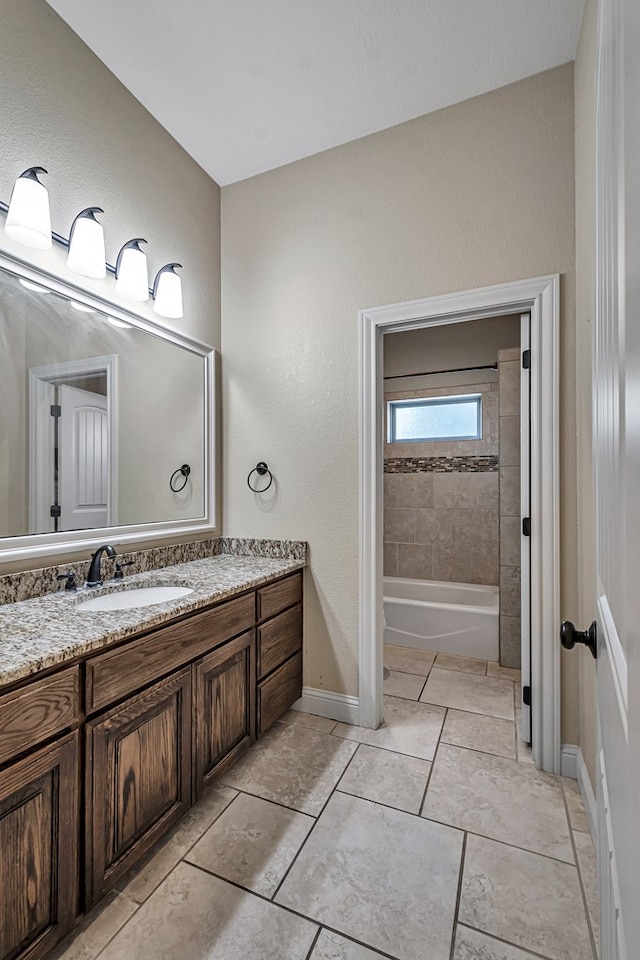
384, 362, 498, 381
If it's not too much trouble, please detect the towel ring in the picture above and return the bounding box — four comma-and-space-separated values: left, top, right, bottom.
247, 461, 273, 493
170, 464, 191, 492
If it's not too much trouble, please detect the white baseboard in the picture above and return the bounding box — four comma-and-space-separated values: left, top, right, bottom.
560, 743, 579, 779
292, 686, 360, 725
577, 747, 597, 843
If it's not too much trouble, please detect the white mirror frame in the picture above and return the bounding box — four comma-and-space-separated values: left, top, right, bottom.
0, 250, 216, 563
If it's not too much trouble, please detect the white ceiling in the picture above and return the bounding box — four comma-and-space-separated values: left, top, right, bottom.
45, 0, 585, 186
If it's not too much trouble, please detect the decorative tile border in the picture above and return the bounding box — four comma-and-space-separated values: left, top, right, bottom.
384, 456, 499, 474
0, 537, 307, 605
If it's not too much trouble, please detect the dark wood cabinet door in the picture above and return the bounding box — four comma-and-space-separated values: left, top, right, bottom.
194, 630, 255, 798
85, 668, 191, 908
0, 732, 78, 960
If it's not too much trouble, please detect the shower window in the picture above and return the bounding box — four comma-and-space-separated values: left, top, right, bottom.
387, 394, 482, 443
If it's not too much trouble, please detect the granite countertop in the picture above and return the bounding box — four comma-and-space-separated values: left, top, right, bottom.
0, 554, 305, 690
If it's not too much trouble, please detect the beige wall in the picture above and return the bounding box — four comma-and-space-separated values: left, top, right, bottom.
0, 0, 220, 572
574, 0, 598, 787
222, 64, 579, 739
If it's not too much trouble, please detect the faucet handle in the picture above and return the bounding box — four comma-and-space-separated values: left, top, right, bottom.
57, 572, 78, 592
113, 561, 135, 581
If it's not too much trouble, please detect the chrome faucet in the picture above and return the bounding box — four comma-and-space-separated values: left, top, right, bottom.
86, 544, 117, 587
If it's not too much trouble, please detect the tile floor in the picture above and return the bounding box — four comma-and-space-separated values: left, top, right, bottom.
52, 646, 599, 960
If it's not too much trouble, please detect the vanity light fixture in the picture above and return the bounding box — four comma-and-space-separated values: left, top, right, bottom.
1, 165, 187, 311
4, 167, 52, 250
152, 263, 183, 319
115, 238, 149, 302
67, 207, 106, 278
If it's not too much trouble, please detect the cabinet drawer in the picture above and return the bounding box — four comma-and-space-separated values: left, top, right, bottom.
258, 604, 302, 680
86, 593, 254, 713
0, 667, 79, 766
257, 652, 302, 736
257, 572, 302, 622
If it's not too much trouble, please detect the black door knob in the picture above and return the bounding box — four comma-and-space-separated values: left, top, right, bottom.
560, 620, 597, 659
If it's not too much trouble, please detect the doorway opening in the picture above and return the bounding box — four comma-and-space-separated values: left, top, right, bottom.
381, 312, 531, 746
29, 355, 118, 535
358, 276, 560, 773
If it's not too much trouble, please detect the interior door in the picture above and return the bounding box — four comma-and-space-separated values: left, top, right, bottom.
59, 383, 109, 530
594, 0, 639, 957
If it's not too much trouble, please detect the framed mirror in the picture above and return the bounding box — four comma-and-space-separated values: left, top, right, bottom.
0, 251, 216, 562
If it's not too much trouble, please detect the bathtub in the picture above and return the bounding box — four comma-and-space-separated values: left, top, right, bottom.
383, 577, 499, 660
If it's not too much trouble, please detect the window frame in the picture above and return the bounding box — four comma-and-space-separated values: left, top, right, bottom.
386, 393, 483, 444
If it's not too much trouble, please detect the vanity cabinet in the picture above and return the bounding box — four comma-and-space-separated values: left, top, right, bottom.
85, 668, 192, 909
0, 733, 78, 960
0, 568, 303, 959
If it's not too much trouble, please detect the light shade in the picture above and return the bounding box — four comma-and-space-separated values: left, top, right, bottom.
153, 263, 183, 319
4, 167, 52, 249
67, 207, 106, 278
115, 238, 149, 301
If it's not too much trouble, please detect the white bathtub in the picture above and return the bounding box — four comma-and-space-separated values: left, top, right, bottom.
383, 577, 499, 660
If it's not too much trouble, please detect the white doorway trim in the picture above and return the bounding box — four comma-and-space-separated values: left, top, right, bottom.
28, 355, 118, 535
358, 274, 561, 774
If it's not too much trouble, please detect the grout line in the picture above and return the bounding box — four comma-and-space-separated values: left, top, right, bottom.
411, 690, 515, 723
50, 891, 144, 960
185, 854, 406, 959
112, 787, 241, 906
312, 927, 402, 960
418, 708, 446, 816
219, 782, 325, 819
303, 927, 322, 960
456, 921, 561, 960
418, 815, 582, 868
448, 832, 467, 960
383, 667, 432, 679
332, 787, 452, 825
438, 737, 517, 763
330, 737, 441, 764
269, 752, 353, 902
333, 741, 363, 793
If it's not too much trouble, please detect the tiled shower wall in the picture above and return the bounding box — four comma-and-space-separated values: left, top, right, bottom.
383, 373, 500, 585
497, 348, 522, 667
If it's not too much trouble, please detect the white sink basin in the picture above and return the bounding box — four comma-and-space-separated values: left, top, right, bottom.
76, 586, 194, 612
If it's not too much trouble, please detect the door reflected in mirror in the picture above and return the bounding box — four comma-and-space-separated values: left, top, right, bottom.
0, 261, 209, 541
